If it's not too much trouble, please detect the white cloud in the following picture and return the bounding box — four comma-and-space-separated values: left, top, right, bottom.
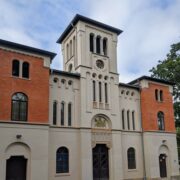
0, 0, 179, 83
87, 0, 180, 82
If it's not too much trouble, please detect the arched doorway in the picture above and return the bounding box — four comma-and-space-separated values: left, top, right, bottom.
159, 154, 167, 178
93, 144, 109, 180
5, 142, 30, 180
6, 156, 27, 180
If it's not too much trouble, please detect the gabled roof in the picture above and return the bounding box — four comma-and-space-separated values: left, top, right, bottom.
128, 75, 175, 86
0, 39, 56, 60
119, 82, 140, 90
57, 14, 123, 44
51, 69, 80, 79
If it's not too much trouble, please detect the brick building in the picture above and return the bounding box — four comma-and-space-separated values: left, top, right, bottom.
0, 14, 179, 180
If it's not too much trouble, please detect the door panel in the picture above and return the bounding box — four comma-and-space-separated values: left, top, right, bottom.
93, 144, 109, 180
6, 156, 27, 180
159, 154, 167, 178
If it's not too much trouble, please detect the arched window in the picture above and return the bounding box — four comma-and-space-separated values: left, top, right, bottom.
73, 36, 75, 56
132, 111, 135, 130
53, 101, 57, 125
155, 89, 158, 101
66, 44, 69, 60
127, 147, 136, 169
99, 82, 102, 102
22, 62, 29, 78
122, 110, 125, 130
158, 111, 165, 130
68, 103, 72, 126
127, 110, 130, 130
56, 147, 69, 173
96, 36, 101, 54
90, 33, 94, 52
93, 81, 96, 101
160, 90, 163, 101
103, 38, 107, 55
61, 102, 65, 126
70, 40, 72, 57
12, 60, 20, 77
11, 93, 28, 121
105, 83, 108, 103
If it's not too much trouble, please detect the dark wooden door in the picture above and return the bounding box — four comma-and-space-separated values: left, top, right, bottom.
159, 154, 167, 178
6, 156, 27, 180
93, 144, 109, 180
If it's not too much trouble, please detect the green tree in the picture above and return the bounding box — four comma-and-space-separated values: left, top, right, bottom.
149, 42, 180, 126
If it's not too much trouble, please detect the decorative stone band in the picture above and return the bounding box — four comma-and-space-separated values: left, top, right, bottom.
91, 129, 112, 148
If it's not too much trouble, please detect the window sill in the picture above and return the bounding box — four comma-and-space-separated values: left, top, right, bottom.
55, 172, 70, 177
12, 75, 30, 81
91, 52, 109, 58
127, 168, 137, 172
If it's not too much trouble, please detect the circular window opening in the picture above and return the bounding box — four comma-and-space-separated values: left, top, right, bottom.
92, 73, 96, 78
96, 60, 104, 69
104, 76, 108, 80
61, 79, 66, 84
68, 80, 72, 85
53, 77, 58, 83
98, 74, 102, 79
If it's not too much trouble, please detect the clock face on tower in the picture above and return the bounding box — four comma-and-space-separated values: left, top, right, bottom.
96, 60, 104, 69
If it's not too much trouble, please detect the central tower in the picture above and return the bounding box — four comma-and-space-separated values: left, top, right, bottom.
57, 14, 122, 74
57, 15, 123, 180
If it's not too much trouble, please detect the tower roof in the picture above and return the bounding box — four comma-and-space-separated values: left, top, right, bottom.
57, 14, 123, 44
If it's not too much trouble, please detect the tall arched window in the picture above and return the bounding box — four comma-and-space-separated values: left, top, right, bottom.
90, 33, 94, 52
53, 101, 57, 125
127, 110, 130, 130
70, 40, 72, 57
68, 103, 72, 126
105, 83, 108, 103
96, 36, 101, 54
66, 44, 69, 60
160, 90, 163, 101
22, 62, 29, 78
12, 60, 20, 77
56, 147, 69, 173
122, 110, 125, 130
11, 93, 28, 121
61, 102, 65, 126
127, 147, 136, 169
158, 111, 165, 130
155, 89, 158, 101
103, 38, 107, 55
73, 36, 75, 56
99, 82, 102, 102
93, 81, 96, 101
132, 111, 135, 130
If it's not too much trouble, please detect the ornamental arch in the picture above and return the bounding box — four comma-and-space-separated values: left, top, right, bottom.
91, 114, 112, 148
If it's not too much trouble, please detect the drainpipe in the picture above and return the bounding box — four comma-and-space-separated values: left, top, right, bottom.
139, 85, 147, 180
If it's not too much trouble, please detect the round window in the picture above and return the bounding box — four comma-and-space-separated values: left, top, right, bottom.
96, 60, 104, 69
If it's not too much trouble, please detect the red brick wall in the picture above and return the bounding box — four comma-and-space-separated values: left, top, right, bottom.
0, 48, 49, 123
140, 82, 175, 132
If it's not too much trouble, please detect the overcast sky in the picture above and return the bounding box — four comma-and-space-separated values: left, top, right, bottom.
0, 0, 179, 83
